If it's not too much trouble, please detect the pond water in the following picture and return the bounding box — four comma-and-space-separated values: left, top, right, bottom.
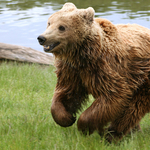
0, 0, 150, 52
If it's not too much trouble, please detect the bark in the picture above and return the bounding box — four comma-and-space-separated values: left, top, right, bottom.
0, 43, 54, 65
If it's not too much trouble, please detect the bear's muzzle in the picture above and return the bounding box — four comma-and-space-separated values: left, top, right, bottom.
37, 35, 46, 45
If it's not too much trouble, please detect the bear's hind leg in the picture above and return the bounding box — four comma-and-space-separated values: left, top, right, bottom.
106, 85, 150, 143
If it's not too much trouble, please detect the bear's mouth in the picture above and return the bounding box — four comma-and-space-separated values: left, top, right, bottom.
43, 42, 60, 52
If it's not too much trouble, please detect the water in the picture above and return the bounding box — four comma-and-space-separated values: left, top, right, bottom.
0, 0, 150, 52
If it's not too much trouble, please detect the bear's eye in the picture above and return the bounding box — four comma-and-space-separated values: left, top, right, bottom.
59, 25, 65, 31
48, 22, 50, 26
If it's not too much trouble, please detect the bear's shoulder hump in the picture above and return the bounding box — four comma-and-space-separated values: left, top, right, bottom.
94, 18, 117, 36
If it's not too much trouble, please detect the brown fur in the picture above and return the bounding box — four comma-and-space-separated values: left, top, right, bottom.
38, 3, 150, 143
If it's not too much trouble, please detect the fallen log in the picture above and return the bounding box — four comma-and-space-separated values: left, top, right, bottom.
0, 43, 54, 65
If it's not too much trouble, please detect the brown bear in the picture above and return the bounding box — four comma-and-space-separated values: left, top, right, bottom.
37, 3, 150, 143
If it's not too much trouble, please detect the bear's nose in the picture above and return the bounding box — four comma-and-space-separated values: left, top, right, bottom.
37, 35, 46, 45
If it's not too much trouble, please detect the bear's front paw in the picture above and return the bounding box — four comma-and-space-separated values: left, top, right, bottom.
77, 115, 95, 135
51, 101, 76, 127
105, 129, 123, 143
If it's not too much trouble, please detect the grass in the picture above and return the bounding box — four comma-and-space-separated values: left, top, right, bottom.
0, 62, 150, 150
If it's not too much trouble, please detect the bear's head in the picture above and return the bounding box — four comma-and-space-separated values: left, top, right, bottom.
37, 3, 96, 56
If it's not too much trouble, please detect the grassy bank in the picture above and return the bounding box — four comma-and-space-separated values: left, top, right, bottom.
0, 62, 150, 150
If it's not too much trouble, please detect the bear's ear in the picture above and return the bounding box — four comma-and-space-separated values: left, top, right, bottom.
62, 3, 77, 12
81, 7, 95, 22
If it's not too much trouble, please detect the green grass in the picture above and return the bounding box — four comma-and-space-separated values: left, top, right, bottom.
0, 62, 150, 150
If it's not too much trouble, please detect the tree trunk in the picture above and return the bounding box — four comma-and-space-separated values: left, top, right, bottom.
0, 43, 54, 65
